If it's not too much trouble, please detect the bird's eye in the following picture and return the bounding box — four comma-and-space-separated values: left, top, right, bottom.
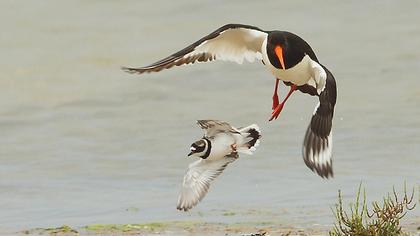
190, 147, 196, 151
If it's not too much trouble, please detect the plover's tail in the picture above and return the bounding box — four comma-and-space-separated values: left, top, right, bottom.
236, 124, 261, 155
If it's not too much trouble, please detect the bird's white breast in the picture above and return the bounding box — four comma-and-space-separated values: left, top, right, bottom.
207, 133, 235, 161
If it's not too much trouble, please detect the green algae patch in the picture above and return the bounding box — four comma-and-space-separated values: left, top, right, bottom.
83, 222, 166, 232
137, 222, 166, 231
23, 221, 329, 235
82, 221, 206, 233
222, 211, 236, 216
29, 225, 78, 235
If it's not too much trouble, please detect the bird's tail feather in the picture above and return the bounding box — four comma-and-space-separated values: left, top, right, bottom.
236, 124, 261, 154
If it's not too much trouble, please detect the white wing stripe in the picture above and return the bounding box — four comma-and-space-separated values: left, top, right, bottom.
193, 28, 266, 64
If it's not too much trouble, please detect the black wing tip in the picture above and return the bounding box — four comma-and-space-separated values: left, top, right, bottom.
218, 23, 265, 32
196, 120, 206, 128
303, 157, 334, 179
121, 66, 148, 74
302, 124, 334, 179
318, 169, 334, 179
176, 205, 190, 212
196, 119, 220, 128
314, 165, 334, 179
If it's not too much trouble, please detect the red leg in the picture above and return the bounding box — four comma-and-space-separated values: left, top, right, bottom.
272, 78, 280, 110
269, 84, 297, 121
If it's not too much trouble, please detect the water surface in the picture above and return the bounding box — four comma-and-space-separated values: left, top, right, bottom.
1, 0, 419, 233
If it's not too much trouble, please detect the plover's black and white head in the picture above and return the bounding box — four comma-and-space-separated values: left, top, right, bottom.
188, 138, 210, 159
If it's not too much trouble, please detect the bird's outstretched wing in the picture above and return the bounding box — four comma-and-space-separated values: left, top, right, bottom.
302, 65, 337, 178
177, 152, 238, 211
197, 120, 239, 138
122, 24, 267, 74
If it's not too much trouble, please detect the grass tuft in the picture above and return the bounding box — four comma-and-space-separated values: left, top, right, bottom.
330, 183, 416, 236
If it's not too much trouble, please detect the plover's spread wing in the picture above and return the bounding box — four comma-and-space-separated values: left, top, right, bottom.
177, 152, 238, 211
122, 24, 267, 74
302, 65, 337, 178
196, 120, 239, 138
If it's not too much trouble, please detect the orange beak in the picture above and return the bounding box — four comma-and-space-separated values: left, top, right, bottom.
275, 45, 286, 70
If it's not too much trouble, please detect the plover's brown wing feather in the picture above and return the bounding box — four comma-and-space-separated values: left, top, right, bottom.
302, 65, 337, 178
122, 24, 267, 74
196, 120, 239, 138
177, 152, 238, 211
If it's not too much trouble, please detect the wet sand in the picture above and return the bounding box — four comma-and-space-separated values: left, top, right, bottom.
19, 219, 420, 236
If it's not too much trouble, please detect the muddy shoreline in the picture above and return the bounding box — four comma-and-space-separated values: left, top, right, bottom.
15, 219, 420, 236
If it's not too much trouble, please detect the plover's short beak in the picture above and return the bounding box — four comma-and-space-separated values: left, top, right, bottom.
188, 146, 196, 156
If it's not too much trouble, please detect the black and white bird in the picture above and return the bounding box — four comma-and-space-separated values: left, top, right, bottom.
123, 24, 337, 178
177, 120, 261, 211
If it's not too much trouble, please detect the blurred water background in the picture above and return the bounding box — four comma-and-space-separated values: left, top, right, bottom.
1, 0, 419, 233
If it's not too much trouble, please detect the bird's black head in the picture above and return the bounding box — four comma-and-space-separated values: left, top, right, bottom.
266, 31, 308, 70
188, 138, 211, 159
